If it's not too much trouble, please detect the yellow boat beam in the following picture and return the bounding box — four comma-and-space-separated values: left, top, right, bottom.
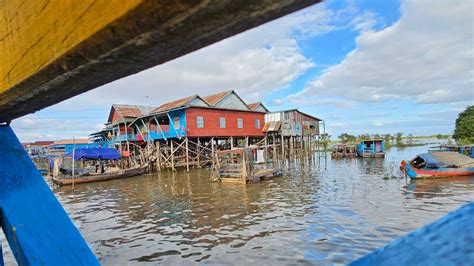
0, 0, 320, 122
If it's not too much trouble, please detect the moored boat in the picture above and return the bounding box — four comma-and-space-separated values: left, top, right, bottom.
401, 152, 474, 179
51, 165, 148, 186
51, 147, 148, 186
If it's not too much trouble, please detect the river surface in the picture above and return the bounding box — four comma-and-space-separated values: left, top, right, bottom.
2, 143, 474, 265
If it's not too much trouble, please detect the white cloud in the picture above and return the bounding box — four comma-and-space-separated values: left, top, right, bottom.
269, 99, 284, 106
11, 116, 94, 141
291, 0, 474, 104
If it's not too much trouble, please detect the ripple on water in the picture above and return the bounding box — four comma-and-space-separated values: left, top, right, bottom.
1, 144, 473, 265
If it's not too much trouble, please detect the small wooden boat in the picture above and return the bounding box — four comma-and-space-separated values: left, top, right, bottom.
51, 147, 148, 186
51, 165, 148, 186
401, 152, 474, 179
331, 144, 356, 158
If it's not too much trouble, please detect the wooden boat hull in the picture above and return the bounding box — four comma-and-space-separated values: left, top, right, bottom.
52, 166, 148, 186
401, 160, 474, 179
359, 152, 385, 158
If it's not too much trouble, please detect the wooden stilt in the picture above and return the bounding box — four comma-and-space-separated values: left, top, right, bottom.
290, 136, 294, 156
281, 134, 284, 159
197, 137, 200, 168
185, 137, 189, 172
171, 140, 175, 171
211, 137, 215, 168
230, 136, 234, 149
245, 136, 249, 147
156, 141, 161, 171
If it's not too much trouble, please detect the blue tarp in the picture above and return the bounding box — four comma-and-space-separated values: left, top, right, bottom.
65, 148, 120, 160
419, 153, 445, 168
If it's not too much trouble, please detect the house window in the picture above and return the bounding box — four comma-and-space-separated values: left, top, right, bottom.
255, 118, 260, 129
174, 116, 180, 130
220, 117, 226, 128
237, 118, 243, 128
197, 116, 204, 128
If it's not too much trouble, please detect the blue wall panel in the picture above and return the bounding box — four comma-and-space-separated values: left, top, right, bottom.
0, 125, 98, 265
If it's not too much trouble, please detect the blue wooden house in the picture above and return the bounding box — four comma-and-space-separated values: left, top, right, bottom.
356, 139, 385, 158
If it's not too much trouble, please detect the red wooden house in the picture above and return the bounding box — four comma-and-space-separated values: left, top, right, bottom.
128, 90, 268, 140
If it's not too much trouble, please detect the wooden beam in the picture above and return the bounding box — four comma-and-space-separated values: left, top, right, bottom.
0, 0, 320, 122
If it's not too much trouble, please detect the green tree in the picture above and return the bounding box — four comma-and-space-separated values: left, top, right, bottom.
407, 133, 414, 144
395, 132, 403, 145
338, 133, 356, 143
384, 134, 392, 143
453, 106, 474, 145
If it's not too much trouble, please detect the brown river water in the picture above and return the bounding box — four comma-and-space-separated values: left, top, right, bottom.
2, 143, 474, 265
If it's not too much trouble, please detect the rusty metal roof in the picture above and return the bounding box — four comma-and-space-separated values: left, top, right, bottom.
262, 121, 281, 132
247, 102, 269, 112
203, 90, 233, 106
151, 95, 199, 113
108, 104, 155, 122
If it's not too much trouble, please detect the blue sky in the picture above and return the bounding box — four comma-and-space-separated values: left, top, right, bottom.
12, 0, 473, 141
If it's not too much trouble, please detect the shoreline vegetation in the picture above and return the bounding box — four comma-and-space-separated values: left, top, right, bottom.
317, 133, 453, 151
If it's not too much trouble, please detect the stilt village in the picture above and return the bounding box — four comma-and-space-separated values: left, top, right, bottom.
89, 89, 325, 179
25, 89, 328, 185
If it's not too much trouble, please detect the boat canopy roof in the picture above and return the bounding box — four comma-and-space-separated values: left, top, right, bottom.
418, 152, 474, 168
65, 148, 120, 160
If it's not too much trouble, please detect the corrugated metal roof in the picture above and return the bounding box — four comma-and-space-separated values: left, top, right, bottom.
269, 109, 323, 121
247, 102, 269, 112
203, 90, 233, 106
151, 95, 198, 113
108, 104, 155, 122
51, 139, 90, 145
262, 121, 281, 132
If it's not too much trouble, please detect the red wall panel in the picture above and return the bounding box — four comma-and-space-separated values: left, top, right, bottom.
186, 107, 265, 137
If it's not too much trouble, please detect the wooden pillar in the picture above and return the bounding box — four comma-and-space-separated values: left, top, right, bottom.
230, 136, 234, 149
171, 140, 175, 171
156, 141, 161, 171
245, 136, 249, 147
272, 135, 276, 163
264, 135, 268, 158
185, 137, 189, 172
290, 136, 294, 155
281, 134, 285, 159
197, 137, 200, 168
211, 137, 215, 168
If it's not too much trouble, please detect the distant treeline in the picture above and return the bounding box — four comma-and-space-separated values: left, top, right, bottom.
333, 132, 452, 146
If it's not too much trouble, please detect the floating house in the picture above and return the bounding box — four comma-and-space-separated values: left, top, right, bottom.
356, 139, 385, 158
22, 140, 54, 155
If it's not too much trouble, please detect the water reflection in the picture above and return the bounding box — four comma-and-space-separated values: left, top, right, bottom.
2, 144, 473, 265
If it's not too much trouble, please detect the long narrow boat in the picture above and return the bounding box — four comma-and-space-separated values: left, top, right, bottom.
401, 152, 474, 179
51, 165, 148, 186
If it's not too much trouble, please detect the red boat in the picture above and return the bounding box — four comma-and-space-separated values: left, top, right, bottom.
401, 152, 474, 179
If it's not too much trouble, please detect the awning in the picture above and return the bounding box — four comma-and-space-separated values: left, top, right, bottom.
65, 148, 121, 160
262, 121, 281, 133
